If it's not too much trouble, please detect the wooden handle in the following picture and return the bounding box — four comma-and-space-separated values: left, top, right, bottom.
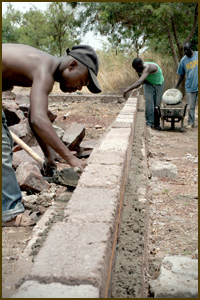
10, 130, 44, 167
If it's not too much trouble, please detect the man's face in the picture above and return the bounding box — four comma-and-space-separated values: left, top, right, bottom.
184, 44, 193, 58
60, 67, 90, 93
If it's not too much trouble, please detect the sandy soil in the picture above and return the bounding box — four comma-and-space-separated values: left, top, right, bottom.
2, 91, 198, 298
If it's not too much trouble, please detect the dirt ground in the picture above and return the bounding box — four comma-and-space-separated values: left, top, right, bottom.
111, 96, 198, 297
2, 90, 198, 298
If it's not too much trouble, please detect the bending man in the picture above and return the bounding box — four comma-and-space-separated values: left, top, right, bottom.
2, 44, 101, 226
123, 58, 164, 130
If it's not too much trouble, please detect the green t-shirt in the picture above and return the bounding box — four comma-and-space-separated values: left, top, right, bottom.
143, 62, 164, 85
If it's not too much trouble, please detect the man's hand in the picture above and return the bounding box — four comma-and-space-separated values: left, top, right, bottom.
123, 89, 128, 98
43, 159, 57, 177
68, 156, 87, 172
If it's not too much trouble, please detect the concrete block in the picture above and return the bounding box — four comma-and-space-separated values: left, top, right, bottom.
126, 97, 138, 105
12, 280, 99, 298
111, 121, 132, 128
120, 106, 137, 114
88, 150, 126, 166
97, 127, 132, 153
116, 114, 134, 121
29, 221, 113, 296
78, 164, 124, 189
64, 187, 120, 224
150, 256, 198, 298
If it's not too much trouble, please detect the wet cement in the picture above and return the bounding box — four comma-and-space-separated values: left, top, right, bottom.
44, 168, 79, 188
111, 96, 149, 298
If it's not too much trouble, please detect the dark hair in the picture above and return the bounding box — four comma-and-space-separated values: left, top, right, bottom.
132, 57, 143, 69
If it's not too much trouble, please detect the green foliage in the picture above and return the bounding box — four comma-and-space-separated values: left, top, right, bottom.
45, 2, 81, 56
2, 2, 81, 56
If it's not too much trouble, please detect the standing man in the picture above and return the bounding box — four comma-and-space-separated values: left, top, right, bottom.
123, 58, 164, 130
175, 41, 198, 128
2, 44, 102, 226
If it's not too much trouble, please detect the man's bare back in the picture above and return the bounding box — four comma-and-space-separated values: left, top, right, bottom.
2, 44, 58, 92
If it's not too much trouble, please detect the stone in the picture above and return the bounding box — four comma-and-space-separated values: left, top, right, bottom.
47, 109, 57, 123
150, 256, 198, 298
62, 122, 85, 151
9, 121, 29, 139
2, 100, 24, 126
12, 146, 44, 169
52, 125, 65, 139
2, 91, 16, 100
80, 139, 98, 150
9, 119, 38, 147
151, 162, 178, 179
16, 162, 50, 193
15, 94, 30, 105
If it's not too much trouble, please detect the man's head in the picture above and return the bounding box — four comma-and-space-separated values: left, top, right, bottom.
132, 57, 144, 73
59, 45, 102, 94
183, 41, 194, 58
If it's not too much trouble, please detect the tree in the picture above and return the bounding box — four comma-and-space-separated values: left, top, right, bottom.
74, 2, 198, 69
45, 2, 81, 56
2, 3, 21, 43
18, 7, 50, 50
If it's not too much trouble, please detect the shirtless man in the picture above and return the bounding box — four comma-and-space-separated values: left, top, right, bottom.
2, 43, 101, 226
123, 57, 164, 130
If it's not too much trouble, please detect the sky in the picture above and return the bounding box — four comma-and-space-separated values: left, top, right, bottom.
2, 2, 107, 50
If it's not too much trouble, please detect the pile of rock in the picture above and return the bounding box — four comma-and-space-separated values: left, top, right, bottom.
2, 91, 96, 197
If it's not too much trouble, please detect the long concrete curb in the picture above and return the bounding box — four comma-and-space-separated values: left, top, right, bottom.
12, 92, 139, 298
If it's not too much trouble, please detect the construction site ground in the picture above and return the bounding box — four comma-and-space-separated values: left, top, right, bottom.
2, 90, 198, 298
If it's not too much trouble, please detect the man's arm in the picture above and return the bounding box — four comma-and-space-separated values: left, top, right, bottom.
29, 72, 87, 171
175, 74, 185, 89
123, 67, 150, 97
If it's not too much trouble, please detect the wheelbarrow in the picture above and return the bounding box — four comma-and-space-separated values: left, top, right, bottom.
156, 102, 187, 131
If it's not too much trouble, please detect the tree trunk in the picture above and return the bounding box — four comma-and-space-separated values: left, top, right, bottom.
171, 16, 183, 61
166, 24, 179, 70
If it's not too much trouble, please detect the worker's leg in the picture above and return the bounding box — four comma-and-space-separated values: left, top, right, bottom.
2, 110, 25, 222
186, 92, 198, 126
154, 82, 164, 127
143, 83, 155, 127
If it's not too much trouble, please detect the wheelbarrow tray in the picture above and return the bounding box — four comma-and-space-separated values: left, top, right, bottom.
159, 102, 186, 117
157, 102, 187, 131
